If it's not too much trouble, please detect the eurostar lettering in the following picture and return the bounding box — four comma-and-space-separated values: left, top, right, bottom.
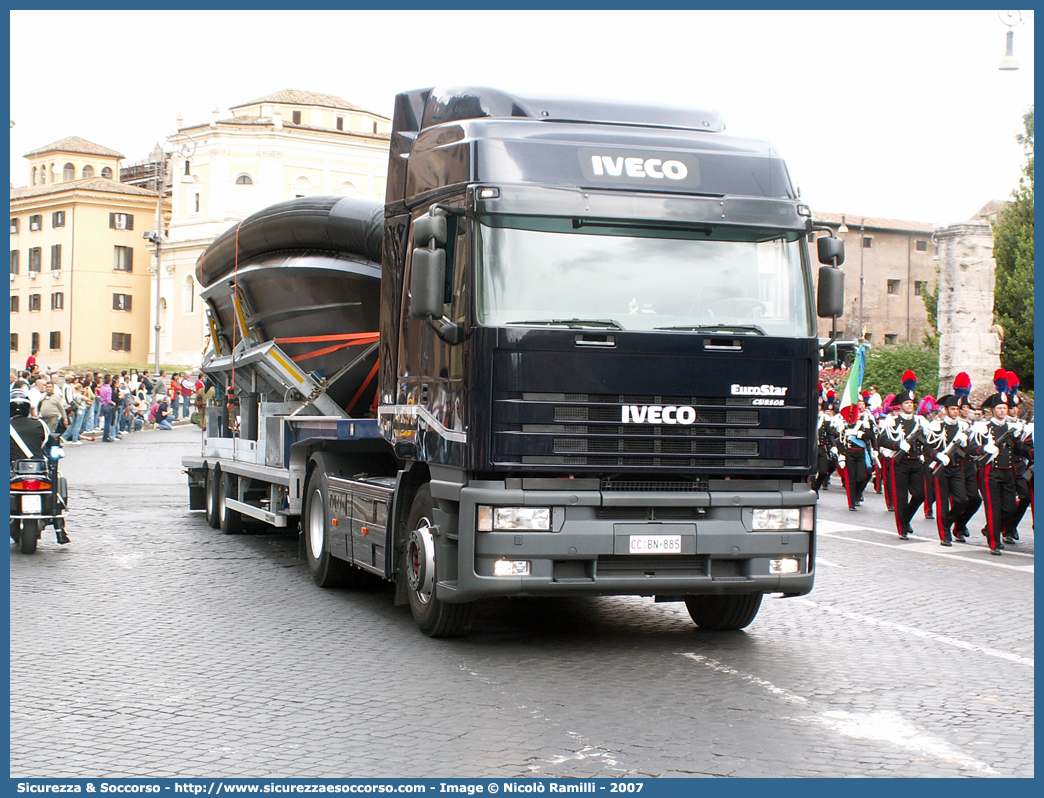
621, 405, 697, 425
590, 155, 688, 181
731, 384, 789, 397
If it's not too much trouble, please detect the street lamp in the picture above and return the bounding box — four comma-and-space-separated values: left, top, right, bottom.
998, 11, 1022, 71
145, 128, 197, 375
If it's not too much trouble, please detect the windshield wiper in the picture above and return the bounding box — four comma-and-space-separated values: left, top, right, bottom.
507, 318, 624, 330
655, 324, 766, 335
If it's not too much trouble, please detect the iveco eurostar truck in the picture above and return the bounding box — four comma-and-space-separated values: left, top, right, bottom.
183, 86, 845, 637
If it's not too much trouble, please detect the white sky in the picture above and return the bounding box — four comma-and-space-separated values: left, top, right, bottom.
9, 9, 1035, 225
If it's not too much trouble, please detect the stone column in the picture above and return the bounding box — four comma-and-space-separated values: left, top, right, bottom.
935, 221, 1002, 405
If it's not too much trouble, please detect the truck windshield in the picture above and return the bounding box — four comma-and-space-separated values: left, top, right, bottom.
475, 215, 814, 337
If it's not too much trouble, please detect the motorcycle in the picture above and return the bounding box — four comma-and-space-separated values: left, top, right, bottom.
10, 434, 67, 554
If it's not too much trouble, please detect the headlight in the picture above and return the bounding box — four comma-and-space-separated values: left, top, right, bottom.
477, 506, 551, 532
752, 508, 800, 530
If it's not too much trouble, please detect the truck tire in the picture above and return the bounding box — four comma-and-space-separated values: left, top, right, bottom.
19, 520, 38, 555
217, 473, 244, 535
304, 470, 352, 588
684, 593, 762, 631
205, 469, 221, 529
402, 485, 473, 638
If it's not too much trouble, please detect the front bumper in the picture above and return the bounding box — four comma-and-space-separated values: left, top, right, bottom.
435, 480, 816, 603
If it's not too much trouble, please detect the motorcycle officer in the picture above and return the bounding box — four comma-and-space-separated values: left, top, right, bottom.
10, 387, 70, 545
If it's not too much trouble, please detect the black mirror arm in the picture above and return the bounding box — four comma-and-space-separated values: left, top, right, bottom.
426, 316, 466, 345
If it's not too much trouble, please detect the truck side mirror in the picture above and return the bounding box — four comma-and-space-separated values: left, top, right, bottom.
817, 235, 845, 266
817, 265, 845, 319
410, 248, 445, 319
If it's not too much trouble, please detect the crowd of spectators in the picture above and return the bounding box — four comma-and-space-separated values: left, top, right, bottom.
10, 361, 212, 443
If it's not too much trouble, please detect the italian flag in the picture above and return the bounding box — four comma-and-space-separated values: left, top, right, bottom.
838, 344, 867, 424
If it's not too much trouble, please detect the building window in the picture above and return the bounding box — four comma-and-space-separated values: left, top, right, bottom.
31, 332, 40, 352
111, 332, 132, 352
10, 333, 17, 352
50, 244, 61, 271
863, 332, 873, 343
52, 211, 66, 228
10, 295, 19, 312
862, 236, 873, 249
372, 122, 378, 134
884, 334, 899, 345
292, 176, 312, 198
110, 213, 134, 230
82, 165, 95, 178
915, 240, 928, 252
114, 246, 133, 272
235, 174, 253, 185
10, 250, 19, 275
29, 293, 41, 312
28, 248, 42, 273
194, 193, 200, 213
51, 292, 64, 310
887, 279, 901, 294
914, 280, 928, 296
10, 218, 18, 234
336, 116, 344, 131
292, 110, 302, 125
29, 215, 42, 232
62, 163, 75, 182
49, 331, 61, 350
112, 293, 132, 311
101, 167, 113, 179
183, 275, 195, 314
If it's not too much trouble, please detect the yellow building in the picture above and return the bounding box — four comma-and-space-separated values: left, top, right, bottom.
157, 89, 391, 365
10, 137, 167, 370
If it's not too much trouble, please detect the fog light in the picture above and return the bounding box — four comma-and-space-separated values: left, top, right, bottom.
477, 506, 551, 531
493, 559, 530, 576
770, 557, 801, 574
752, 508, 800, 530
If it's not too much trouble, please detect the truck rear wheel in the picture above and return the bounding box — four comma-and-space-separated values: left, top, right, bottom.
18, 520, 38, 554
217, 473, 244, 535
402, 485, 473, 638
684, 593, 763, 631
205, 469, 221, 529
304, 470, 352, 588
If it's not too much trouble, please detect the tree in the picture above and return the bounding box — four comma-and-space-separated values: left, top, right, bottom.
920, 267, 939, 349
991, 107, 1034, 389
861, 344, 939, 401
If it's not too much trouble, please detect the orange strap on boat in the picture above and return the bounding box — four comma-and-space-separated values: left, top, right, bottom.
345, 361, 380, 416
284, 332, 380, 364
274, 332, 379, 345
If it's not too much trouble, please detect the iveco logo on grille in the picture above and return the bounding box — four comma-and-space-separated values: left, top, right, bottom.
621, 405, 698, 425
731, 384, 789, 396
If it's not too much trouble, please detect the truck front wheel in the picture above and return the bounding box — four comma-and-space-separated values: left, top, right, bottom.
402, 485, 473, 638
684, 593, 763, 631
304, 470, 351, 588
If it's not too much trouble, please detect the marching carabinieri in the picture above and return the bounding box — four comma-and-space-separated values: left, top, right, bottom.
968, 386, 1030, 555
877, 371, 930, 539
1002, 371, 1033, 544
927, 394, 971, 546
839, 398, 875, 511
812, 393, 841, 494
946, 374, 981, 541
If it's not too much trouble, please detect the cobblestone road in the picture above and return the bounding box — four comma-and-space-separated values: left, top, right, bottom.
10, 427, 1033, 777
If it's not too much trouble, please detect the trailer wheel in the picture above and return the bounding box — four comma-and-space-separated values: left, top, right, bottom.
304, 470, 351, 588
684, 593, 763, 631
205, 469, 221, 529
217, 473, 244, 535
402, 485, 473, 638
19, 520, 38, 555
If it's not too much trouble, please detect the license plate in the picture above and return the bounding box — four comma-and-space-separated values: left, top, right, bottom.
21, 495, 42, 514
628, 535, 682, 554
